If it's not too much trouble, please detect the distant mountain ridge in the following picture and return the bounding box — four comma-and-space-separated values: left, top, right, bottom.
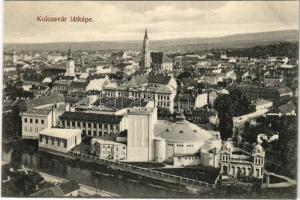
4, 30, 298, 52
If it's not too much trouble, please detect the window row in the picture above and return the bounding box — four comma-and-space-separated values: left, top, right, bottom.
24, 126, 44, 132
39, 135, 68, 148
62, 120, 119, 130
24, 118, 45, 124
178, 156, 200, 161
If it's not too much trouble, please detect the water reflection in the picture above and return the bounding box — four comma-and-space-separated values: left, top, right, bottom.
3, 149, 196, 198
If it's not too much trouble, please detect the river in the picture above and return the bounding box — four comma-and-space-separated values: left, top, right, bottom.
2, 148, 198, 198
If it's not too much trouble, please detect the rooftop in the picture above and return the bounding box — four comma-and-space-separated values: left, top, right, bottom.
23, 108, 52, 115
154, 118, 214, 143
60, 111, 123, 124
40, 128, 81, 139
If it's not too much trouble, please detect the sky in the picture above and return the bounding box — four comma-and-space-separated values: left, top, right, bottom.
4, 1, 299, 43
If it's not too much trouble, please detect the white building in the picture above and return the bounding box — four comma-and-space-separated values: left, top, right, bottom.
153, 115, 222, 167
194, 93, 208, 109
39, 128, 82, 153
220, 140, 265, 179
91, 138, 127, 160
22, 108, 54, 139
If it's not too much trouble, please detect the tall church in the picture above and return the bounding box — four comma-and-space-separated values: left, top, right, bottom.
64, 48, 76, 77
140, 29, 152, 69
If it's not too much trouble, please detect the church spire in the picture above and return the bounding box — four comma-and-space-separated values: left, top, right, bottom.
67, 48, 72, 59
141, 28, 151, 69
144, 28, 148, 40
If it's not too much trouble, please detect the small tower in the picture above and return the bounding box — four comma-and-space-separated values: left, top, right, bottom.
140, 29, 151, 69
12, 49, 18, 64
251, 143, 265, 178
64, 48, 76, 77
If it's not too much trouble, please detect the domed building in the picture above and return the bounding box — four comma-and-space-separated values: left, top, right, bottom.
153, 115, 222, 167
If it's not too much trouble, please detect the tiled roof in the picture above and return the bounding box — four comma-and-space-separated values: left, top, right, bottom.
148, 73, 172, 84
23, 108, 52, 115
69, 81, 89, 89
278, 102, 296, 114
59, 111, 123, 124
17, 94, 65, 111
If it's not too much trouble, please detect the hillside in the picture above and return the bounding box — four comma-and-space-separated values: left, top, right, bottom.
4, 30, 298, 52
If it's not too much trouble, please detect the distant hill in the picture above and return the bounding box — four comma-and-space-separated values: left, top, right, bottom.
4, 30, 298, 52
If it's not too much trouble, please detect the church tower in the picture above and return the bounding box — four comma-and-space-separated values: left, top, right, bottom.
12, 49, 17, 65
64, 48, 76, 77
140, 29, 151, 69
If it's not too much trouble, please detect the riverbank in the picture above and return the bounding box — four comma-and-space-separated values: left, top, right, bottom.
33, 169, 120, 197
39, 150, 211, 196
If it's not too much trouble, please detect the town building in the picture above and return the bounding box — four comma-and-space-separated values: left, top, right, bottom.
21, 103, 65, 139
228, 85, 293, 107
219, 140, 265, 179
39, 128, 82, 153
51, 80, 72, 94
59, 111, 124, 137
21, 108, 54, 139
91, 138, 127, 160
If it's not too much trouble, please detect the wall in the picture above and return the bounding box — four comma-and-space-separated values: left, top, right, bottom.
22, 113, 52, 139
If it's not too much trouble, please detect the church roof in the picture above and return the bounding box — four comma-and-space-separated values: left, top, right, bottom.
151, 52, 172, 64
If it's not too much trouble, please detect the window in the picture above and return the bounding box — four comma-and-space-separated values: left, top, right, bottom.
88, 130, 91, 135
66, 121, 70, 126
83, 122, 86, 126
93, 123, 96, 128
41, 120, 44, 124
88, 123, 91, 128
93, 131, 96, 136
77, 122, 81, 127
52, 137, 54, 145
46, 136, 48, 144
35, 119, 38, 124
58, 139, 60, 147
24, 118, 27, 123
30, 119, 33, 123
72, 121, 75, 126
110, 125, 114, 130
64, 139, 67, 148
39, 135, 42, 142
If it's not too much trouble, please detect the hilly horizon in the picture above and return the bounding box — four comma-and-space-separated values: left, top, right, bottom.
4, 29, 299, 52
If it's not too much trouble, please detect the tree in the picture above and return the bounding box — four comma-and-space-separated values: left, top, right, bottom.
278, 116, 297, 178
215, 89, 252, 117
218, 113, 233, 140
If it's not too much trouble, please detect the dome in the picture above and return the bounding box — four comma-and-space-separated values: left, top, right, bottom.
252, 143, 264, 154
221, 139, 235, 152
154, 119, 213, 143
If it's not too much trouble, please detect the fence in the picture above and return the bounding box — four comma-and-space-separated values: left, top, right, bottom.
69, 151, 216, 188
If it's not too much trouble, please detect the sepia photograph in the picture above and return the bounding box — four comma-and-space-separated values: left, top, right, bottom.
2, 1, 299, 198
